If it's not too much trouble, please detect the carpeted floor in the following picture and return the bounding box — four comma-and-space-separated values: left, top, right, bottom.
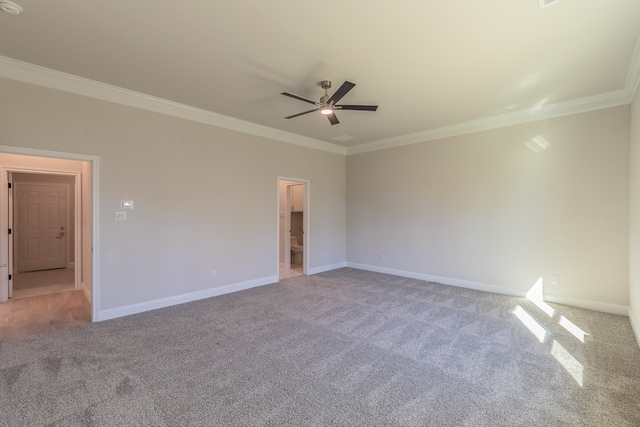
0, 268, 639, 426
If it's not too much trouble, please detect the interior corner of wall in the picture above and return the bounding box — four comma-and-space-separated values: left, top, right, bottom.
81, 281, 91, 304
629, 306, 640, 349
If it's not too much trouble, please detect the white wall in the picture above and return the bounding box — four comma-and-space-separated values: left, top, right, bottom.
629, 89, 640, 342
347, 106, 630, 311
0, 77, 346, 318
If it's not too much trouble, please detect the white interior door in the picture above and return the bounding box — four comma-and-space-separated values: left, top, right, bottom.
16, 183, 67, 272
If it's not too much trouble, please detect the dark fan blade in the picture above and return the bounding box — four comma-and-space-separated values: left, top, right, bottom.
327, 113, 340, 125
336, 105, 378, 111
285, 108, 320, 119
327, 81, 355, 104
281, 92, 322, 106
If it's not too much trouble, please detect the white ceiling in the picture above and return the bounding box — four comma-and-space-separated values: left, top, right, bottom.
1, 0, 640, 152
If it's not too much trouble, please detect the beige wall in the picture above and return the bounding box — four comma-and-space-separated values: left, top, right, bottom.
1, 72, 633, 323
0, 77, 346, 315
347, 106, 630, 309
629, 89, 640, 340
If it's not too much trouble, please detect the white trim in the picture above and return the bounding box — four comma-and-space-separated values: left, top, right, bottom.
96, 275, 278, 322
629, 308, 640, 349
0, 56, 345, 156
346, 90, 630, 155
543, 294, 629, 317
277, 176, 310, 278
307, 262, 347, 275
347, 262, 525, 297
346, 262, 629, 316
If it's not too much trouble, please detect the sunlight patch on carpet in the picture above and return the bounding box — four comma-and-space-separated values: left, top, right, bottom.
551, 340, 584, 386
558, 316, 588, 343
511, 305, 550, 343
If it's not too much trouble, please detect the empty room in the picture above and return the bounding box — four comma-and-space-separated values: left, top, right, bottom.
1, 1, 639, 425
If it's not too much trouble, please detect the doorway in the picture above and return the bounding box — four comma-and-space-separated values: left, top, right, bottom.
278, 178, 308, 279
0, 148, 97, 324
11, 175, 75, 299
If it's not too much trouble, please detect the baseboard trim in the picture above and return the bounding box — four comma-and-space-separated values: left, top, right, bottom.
628, 307, 640, 349
346, 263, 629, 316
346, 263, 526, 298
96, 275, 278, 322
307, 261, 347, 275
543, 294, 629, 316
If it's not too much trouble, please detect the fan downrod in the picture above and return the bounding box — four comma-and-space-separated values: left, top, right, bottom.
319, 80, 332, 104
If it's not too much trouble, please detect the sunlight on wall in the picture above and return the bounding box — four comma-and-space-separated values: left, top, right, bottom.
526, 277, 556, 317
525, 135, 551, 153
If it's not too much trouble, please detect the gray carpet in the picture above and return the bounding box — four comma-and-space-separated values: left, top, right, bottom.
1, 268, 639, 426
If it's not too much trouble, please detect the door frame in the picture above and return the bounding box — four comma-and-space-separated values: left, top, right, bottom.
283, 184, 292, 270
5, 170, 79, 298
277, 177, 309, 278
0, 145, 100, 322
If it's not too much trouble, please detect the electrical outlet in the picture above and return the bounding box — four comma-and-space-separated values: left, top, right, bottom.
210, 270, 217, 279
550, 275, 558, 285
381, 253, 385, 261
115, 211, 126, 221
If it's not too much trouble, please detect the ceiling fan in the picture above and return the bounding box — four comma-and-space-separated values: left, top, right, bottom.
281, 80, 378, 125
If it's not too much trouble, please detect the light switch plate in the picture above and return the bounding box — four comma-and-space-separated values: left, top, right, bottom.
121, 200, 134, 209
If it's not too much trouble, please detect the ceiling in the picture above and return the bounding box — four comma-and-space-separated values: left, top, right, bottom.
1, 0, 640, 152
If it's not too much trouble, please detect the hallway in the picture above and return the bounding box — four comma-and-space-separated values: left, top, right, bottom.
1, 269, 90, 341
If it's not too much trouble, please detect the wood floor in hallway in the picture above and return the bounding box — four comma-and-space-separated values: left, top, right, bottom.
0, 290, 91, 342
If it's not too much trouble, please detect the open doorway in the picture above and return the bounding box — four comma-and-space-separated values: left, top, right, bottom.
278, 178, 308, 279
0, 148, 97, 328
10, 173, 76, 299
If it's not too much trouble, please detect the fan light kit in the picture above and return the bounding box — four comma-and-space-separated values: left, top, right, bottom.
0, 1, 22, 16
281, 80, 378, 125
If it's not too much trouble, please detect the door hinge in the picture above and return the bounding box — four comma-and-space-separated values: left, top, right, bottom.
8, 274, 11, 280
7, 228, 11, 235
7, 182, 11, 189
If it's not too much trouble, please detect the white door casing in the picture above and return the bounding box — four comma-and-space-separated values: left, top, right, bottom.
0, 147, 98, 317
284, 184, 292, 270
277, 177, 308, 278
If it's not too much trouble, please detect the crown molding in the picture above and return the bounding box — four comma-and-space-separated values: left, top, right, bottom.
2, 38, 640, 159
346, 89, 631, 155
0, 56, 346, 156
348, 35, 640, 155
